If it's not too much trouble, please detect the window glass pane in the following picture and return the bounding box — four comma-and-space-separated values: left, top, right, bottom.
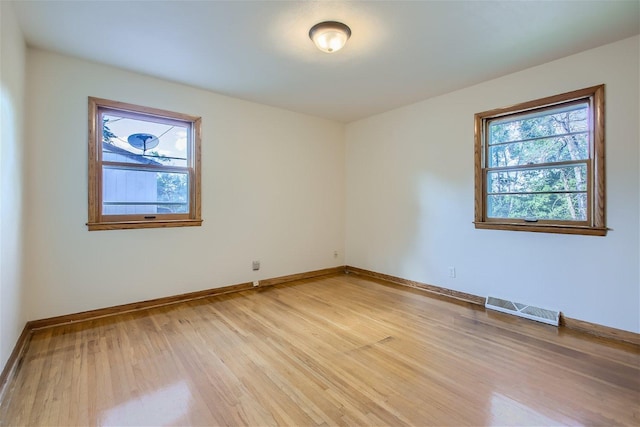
101, 113, 188, 167
487, 164, 587, 194
487, 193, 587, 221
103, 168, 189, 214
489, 103, 588, 145
488, 133, 588, 167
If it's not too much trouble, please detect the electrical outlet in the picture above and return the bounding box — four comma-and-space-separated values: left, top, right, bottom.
253, 280, 259, 287
333, 250, 338, 258
449, 267, 456, 278
252, 260, 260, 271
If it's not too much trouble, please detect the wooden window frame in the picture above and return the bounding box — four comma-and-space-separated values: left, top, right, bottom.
87, 97, 202, 231
474, 85, 606, 236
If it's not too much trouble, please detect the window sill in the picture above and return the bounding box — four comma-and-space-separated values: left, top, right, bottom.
474, 221, 607, 236
87, 219, 203, 231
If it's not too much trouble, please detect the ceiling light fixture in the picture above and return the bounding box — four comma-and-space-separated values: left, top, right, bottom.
309, 21, 351, 53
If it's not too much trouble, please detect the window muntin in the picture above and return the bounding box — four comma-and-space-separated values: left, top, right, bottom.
88, 98, 202, 230
474, 85, 605, 235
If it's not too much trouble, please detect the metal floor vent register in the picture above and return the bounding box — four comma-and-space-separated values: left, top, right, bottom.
485, 296, 560, 326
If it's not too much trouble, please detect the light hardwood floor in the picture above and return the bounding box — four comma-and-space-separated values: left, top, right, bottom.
1, 273, 638, 426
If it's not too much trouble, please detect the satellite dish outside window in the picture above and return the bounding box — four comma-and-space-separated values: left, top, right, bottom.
127, 133, 160, 153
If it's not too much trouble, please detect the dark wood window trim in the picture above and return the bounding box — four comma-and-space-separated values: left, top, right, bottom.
474, 85, 606, 236
87, 97, 202, 231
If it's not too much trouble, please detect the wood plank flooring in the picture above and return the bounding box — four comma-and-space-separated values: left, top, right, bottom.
1, 273, 638, 426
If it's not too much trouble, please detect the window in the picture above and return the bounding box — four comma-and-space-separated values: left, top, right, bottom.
474, 85, 605, 236
88, 98, 202, 231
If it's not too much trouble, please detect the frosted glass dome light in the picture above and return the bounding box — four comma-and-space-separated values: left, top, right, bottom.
309, 21, 351, 53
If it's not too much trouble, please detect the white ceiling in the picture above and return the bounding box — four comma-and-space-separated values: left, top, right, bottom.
11, 0, 640, 123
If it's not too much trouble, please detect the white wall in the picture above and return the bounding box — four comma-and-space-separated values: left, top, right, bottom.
346, 36, 640, 333
24, 49, 345, 320
0, 2, 27, 368
15, 33, 640, 336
